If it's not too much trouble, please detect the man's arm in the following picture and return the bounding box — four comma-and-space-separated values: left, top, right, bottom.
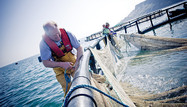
42, 60, 73, 69
74, 46, 83, 70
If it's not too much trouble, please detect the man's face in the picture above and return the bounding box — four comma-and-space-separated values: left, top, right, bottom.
47, 27, 61, 42
106, 24, 109, 27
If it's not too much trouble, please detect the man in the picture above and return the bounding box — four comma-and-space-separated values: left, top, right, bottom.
103, 22, 116, 46
103, 22, 112, 36
39, 21, 83, 96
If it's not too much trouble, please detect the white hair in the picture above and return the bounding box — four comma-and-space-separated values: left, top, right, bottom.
43, 21, 58, 36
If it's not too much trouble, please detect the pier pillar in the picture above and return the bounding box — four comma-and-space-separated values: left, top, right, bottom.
166, 9, 171, 21
135, 21, 141, 33
149, 16, 154, 27
184, 3, 187, 14
123, 26, 127, 33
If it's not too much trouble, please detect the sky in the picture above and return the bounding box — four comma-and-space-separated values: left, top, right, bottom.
0, 0, 145, 67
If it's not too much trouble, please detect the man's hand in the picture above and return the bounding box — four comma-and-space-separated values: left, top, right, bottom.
59, 62, 74, 69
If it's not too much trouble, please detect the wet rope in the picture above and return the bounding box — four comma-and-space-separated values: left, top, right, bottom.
63, 84, 129, 107
64, 69, 71, 94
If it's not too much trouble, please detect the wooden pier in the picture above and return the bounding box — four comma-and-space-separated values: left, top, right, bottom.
86, 1, 187, 41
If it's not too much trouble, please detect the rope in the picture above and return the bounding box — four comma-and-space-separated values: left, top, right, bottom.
63, 84, 129, 107
64, 69, 71, 94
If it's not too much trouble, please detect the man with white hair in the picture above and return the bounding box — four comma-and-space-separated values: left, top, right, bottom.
39, 21, 83, 96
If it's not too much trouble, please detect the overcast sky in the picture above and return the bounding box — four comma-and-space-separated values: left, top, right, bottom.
0, 0, 145, 67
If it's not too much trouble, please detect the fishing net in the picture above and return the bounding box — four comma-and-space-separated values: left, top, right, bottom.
89, 34, 187, 107
90, 37, 136, 107
90, 74, 114, 107
119, 33, 187, 51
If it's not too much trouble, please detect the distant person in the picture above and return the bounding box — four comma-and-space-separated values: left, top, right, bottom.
39, 21, 83, 96
102, 22, 116, 46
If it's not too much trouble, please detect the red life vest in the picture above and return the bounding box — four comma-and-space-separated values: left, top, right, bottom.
43, 28, 72, 57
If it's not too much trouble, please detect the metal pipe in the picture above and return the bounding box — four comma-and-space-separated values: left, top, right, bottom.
67, 39, 102, 107
67, 50, 93, 107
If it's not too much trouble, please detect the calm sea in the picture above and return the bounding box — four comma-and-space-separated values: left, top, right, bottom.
0, 56, 63, 106
0, 17, 186, 106
119, 17, 187, 94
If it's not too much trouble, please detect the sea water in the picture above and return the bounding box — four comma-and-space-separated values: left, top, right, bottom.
0, 18, 186, 106
118, 17, 187, 95
0, 56, 63, 106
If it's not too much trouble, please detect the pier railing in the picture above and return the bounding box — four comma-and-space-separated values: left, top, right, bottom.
86, 1, 187, 41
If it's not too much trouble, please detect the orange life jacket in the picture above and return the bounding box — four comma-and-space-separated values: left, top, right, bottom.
43, 28, 72, 57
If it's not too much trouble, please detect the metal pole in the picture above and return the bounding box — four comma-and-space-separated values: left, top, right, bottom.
67, 39, 102, 107
67, 49, 94, 107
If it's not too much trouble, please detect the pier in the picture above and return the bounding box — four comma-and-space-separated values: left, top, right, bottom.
86, 1, 187, 41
